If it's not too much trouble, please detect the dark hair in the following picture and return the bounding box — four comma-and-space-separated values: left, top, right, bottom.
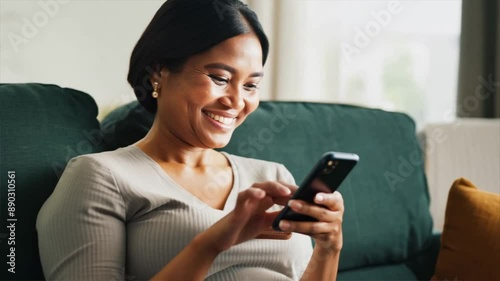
127, 0, 269, 113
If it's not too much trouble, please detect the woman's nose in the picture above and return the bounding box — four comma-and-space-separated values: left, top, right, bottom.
219, 87, 245, 110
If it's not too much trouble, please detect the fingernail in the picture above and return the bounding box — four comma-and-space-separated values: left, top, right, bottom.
289, 200, 302, 210
279, 221, 291, 230
315, 194, 324, 203
280, 186, 291, 195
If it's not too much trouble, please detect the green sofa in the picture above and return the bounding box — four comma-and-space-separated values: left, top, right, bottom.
0, 83, 439, 280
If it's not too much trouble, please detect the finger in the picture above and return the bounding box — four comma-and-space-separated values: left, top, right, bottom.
252, 181, 292, 197
287, 200, 340, 222
314, 191, 344, 212
278, 181, 298, 193
255, 195, 275, 213
278, 220, 341, 235
234, 187, 265, 214
270, 182, 298, 205
272, 195, 292, 206
246, 187, 266, 200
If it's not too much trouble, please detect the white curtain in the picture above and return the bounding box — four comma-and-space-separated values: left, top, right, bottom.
245, 0, 463, 131
246, 0, 313, 101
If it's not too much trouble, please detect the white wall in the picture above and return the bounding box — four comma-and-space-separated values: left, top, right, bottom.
424, 119, 500, 230
0, 0, 165, 119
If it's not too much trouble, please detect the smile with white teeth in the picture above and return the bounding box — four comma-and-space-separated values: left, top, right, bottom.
204, 111, 235, 125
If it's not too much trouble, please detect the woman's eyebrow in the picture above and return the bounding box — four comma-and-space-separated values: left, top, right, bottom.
204, 63, 264, 77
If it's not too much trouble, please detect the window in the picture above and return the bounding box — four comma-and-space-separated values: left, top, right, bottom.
295, 0, 462, 128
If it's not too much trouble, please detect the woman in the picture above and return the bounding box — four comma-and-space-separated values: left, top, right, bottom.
36, 0, 344, 280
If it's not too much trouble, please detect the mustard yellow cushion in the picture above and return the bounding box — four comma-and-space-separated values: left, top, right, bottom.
432, 178, 500, 281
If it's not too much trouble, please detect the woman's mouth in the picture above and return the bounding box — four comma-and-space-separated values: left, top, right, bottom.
203, 111, 236, 126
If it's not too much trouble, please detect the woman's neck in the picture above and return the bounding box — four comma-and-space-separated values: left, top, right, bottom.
133, 121, 223, 168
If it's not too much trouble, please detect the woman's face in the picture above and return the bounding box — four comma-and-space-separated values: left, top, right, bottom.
155, 33, 263, 149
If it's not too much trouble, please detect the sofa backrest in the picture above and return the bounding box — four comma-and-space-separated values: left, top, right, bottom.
0, 83, 104, 280
102, 101, 434, 271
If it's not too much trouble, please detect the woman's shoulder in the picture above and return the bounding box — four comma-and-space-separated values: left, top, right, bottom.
72, 144, 138, 163
64, 145, 143, 175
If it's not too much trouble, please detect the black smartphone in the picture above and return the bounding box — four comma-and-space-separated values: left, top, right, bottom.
272, 151, 359, 231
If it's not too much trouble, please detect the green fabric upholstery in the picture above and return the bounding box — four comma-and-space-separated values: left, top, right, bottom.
0, 83, 103, 281
338, 263, 417, 280
102, 100, 435, 279
101, 101, 154, 150
404, 232, 440, 280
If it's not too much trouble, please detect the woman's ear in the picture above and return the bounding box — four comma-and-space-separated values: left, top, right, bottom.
149, 69, 162, 86
149, 67, 169, 87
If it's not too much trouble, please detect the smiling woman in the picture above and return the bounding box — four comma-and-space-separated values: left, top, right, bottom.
127, 0, 269, 114
35, 0, 344, 281
146, 33, 264, 149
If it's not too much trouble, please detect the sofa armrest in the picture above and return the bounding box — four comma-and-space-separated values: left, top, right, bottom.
405, 231, 441, 280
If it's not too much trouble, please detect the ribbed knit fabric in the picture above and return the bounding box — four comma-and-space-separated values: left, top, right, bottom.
36, 145, 313, 281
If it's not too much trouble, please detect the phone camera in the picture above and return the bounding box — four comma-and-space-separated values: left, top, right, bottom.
323, 161, 337, 174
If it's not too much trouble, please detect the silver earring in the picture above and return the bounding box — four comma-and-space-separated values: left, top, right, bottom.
152, 82, 159, 98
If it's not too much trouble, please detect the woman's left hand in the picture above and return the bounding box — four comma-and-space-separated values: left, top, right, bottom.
278, 191, 344, 253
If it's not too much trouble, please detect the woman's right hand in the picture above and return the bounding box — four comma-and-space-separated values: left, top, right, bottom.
151, 181, 297, 281
200, 181, 295, 253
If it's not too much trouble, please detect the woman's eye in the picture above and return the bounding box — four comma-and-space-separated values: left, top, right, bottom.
208, 75, 228, 86
244, 83, 259, 91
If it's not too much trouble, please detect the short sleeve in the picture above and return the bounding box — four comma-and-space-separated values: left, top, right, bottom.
277, 164, 297, 186
36, 156, 126, 281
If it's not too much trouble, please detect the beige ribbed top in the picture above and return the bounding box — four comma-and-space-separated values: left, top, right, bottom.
36, 145, 313, 281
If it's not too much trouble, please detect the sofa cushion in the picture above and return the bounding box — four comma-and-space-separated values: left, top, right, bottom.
338, 262, 417, 280
101, 101, 154, 150
432, 178, 500, 281
0, 83, 104, 280
102, 101, 434, 274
